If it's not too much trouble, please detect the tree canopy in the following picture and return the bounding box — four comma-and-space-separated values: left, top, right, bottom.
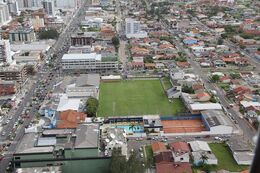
39, 29, 59, 39
110, 148, 144, 173
211, 75, 220, 83
85, 97, 99, 117
112, 36, 120, 51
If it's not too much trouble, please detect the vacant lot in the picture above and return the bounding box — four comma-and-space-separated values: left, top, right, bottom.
98, 80, 185, 117
209, 143, 248, 172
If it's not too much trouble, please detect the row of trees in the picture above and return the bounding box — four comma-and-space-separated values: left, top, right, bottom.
110, 148, 144, 173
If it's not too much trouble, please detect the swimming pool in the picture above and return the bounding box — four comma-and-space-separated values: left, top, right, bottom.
113, 125, 144, 133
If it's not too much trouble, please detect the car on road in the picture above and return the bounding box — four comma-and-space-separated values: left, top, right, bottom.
140, 153, 143, 158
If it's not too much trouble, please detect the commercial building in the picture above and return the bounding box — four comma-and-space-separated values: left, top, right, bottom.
0, 80, 16, 96
0, 2, 11, 26
42, 0, 55, 16
9, 27, 36, 43
125, 18, 147, 38
17, 0, 42, 10
0, 65, 27, 84
227, 137, 254, 165
13, 50, 42, 63
13, 124, 111, 172
0, 39, 12, 65
70, 32, 97, 46
201, 110, 234, 134
31, 16, 45, 31
66, 74, 100, 98
55, 0, 78, 9
7, 0, 20, 15
61, 53, 118, 72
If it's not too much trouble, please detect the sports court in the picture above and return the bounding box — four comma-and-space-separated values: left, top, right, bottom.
161, 119, 205, 133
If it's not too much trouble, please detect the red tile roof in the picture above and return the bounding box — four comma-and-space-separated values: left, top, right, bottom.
196, 92, 210, 99
155, 151, 173, 163
170, 142, 190, 153
156, 162, 192, 173
57, 110, 86, 129
152, 142, 167, 154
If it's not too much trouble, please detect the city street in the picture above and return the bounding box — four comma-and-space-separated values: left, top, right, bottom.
0, 1, 89, 172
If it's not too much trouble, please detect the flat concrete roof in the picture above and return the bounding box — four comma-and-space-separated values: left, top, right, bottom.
15, 133, 53, 154
75, 124, 99, 149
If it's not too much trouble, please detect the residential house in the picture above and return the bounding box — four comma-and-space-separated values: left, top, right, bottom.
227, 137, 254, 165
155, 151, 173, 163
56, 110, 86, 129
196, 92, 211, 102
170, 142, 190, 163
220, 76, 231, 83
151, 142, 167, 155
156, 162, 192, 173
176, 61, 190, 69
188, 141, 218, 165
183, 37, 198, 45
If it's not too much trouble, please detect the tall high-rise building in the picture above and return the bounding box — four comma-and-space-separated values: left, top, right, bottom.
125, 18, 147, 38
7, 0, 20, 15
55, 0, 77, 9
0, 2, 11, 26
0, 39, 12, 65
42, 0, 55, 16
17, 0, 42, 10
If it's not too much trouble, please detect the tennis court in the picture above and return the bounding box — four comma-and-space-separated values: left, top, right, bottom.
161, 119, 205, 133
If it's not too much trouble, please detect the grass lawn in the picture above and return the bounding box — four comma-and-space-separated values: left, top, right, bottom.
209, 143, 249, 172
144, 145, 154, 168
97, 80, 185, 117
161, 77, 172, 90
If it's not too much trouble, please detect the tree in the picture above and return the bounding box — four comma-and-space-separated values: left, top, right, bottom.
39, 29, 59, 39
230, 72, 240, 79
126, 151, 144, 173
211, 75, 220, 83
110, 148, 127, 173
217, 38, 223, 45
182, 85, 194, 94
144, 55, 154, 63
257, 47, 260, 51
85, 97, 99, 117
25, 65, 36, 75
112, 36, 120, 51
110, 149, 144, 173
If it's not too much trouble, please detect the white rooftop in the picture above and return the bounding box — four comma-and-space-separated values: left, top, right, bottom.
57, 94, 81, 112
62, 53, 101, 61
190, 103, 222, 111
188, 141, 211, 152
240, 101, 260, 108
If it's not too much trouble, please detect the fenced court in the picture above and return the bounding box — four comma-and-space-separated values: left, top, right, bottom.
161, 119, 205, 133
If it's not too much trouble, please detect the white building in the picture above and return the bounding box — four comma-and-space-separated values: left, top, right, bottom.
201, 110, 234, 134
125, 18, 147, 38
66, 74, 100, 99
0, 39, 12, 65
7, 0, 20, 15
56, 94, 82, 112
55, 0, 78, 9
61, 53, 118, 72
17, 0, 42, 10
42, 0, 55, 16
0, 2, 11, 26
